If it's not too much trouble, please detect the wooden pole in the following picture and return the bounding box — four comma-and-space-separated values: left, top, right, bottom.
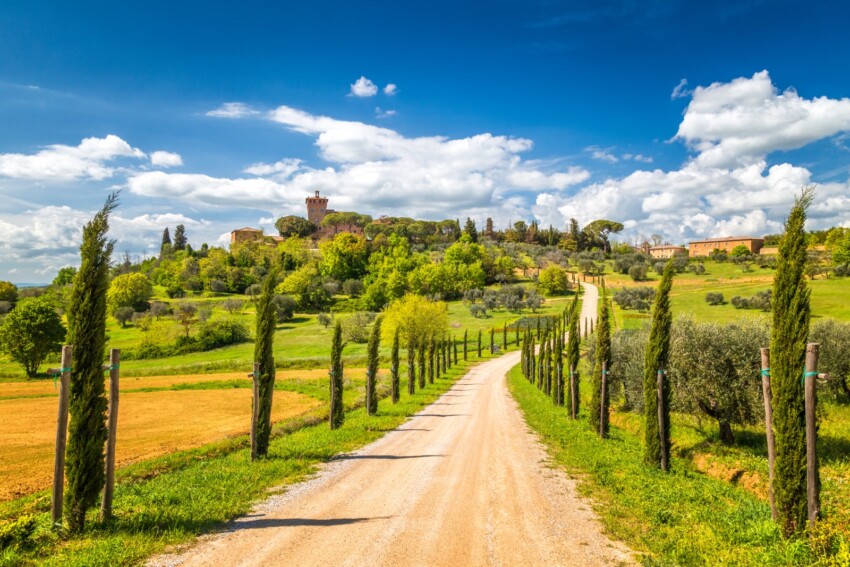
101, 349, 120, 521
760, 347, 777, 521
250, 362, 260, 460
51, 345, 72, 525
657, 367, 668, 472
600, 361, 607, 439
804, 343, 820, 529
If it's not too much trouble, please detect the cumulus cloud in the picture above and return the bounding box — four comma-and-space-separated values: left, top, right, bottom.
349, 76, 378, 97
0, 135, 146, 181
206, 102, 260, 118
384, 83, 398, 95
243, 158, 303, 178
587, 146, 619, 163
375, 107, 397, 119
675, 70, 850, 168
150, 150, 183, 167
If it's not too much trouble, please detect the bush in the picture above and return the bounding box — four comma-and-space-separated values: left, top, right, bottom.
628, 263, 648, 281
222, 298, 243, 314
0, 301, 11, 315
538, 265, 571, 295
730, 290, 771, 311
113, 306, 135, 327
613, 287, 655, 312
469, 304, 487, 318
318, 313, 333, 328
193, 319, 250, 351
687, 263, 706, 275
272, 294, 296, 323
209, 279, 228, 293
705, 292, 724, 306
0, 514, 37, 550
165, 283, 185, 298
653, 261, 666, 275
342, 279, 364, 297
342, 312, 376, 343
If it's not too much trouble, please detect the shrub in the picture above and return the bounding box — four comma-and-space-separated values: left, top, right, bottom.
193, 319, 250, 351
113, 306, 135, 327
165, 283, 185, 298
272, 294, 296, 323
730, 290, 771, 311
469, 304, 487, 318
629, 263, 648, 281
317, 312, 333, 328
613, 287, 655, 312
0, 301, 11, 315
705, 292, 724, 306
222, 298, 243, 314
209, 279, 228, 293
0, 514, 37, 550
687, 263, 706, 275
342, 312, 375, 343
342, 279, 364, 297
537, 264, 571, 295
653, 261, 666, 275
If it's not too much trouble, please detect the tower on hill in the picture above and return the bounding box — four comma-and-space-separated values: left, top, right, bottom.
306, 190, 329, 226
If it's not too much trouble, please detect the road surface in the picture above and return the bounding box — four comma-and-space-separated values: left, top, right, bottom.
150, 283, 631, 567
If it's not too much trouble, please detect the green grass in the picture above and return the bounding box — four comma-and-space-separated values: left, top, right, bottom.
0, 352, 497, 566
507, 362, 850, 566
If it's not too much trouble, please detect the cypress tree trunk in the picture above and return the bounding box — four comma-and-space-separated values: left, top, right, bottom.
366, 316, 382, 415
566, 294, 581, 417
453, 336, 458, 365
503, 325, 507, 349
407, 336, 416, 395
463, 330, 468, 361
64, 194, 117, 534
590, 285, 612, 437
428, 335, 435, 383
442, 336, 448, 371
490, 327, 495, 353
418, 338, 426, 389
253, 270, 278, 458
477, 330, 482, 357
391, 328, 400, 403
643, 261, 675, 468
771, 188, 814, 537
329, 321, 345, 429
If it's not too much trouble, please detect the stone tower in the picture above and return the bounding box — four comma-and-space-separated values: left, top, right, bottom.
306, 190, 329, 226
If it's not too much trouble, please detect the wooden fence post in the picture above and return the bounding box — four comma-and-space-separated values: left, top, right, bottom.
760, 347, 777, 521
51, 345, 73, 525
250, 362, 260, 459
804, 343, 820, 529
600, 361, 608, 439
657, 367, 668, 472
101, 349, 120, 521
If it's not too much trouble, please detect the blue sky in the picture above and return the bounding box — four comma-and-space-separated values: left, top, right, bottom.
2, 0, 850, 282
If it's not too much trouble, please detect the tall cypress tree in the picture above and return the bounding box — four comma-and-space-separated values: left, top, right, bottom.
771, 188, 814, 537
366, 316, 382, 415
172, 224, 187, 250
590, 285, 612, 437
391, 328, 400, 403
428, 335, 436, 383
643, 261, 675, 468
407, 336, 416, 395
329, 321, 345, 429
161, 227, 171, 249
555, 322, 564, 406
566, 294, 581, 417
65, 193, 117, 533
253, 270, 278, 459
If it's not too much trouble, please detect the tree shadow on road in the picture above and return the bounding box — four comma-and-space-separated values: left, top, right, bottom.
331, 454, 446, 461
233, 516, 393, 529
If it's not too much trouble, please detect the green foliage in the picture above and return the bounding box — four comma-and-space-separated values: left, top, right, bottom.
643, 260, 674, 469
113, 306, 135, 327
462, 217, 478, 242
0, 281, 18, 303
705, 292, 725, 306
52, 267, 77, 287
253, 271, 277, 459
771, 187, 814, 537
537, 264, 571, 296
566, 293, 580, 415
381, 294, 448, 346
628, 263, 648, 282
329, 321, 344, 429
275, 215, 316, 237
731, 290, 772, 311
730, 244, 751, 257
319, 232, 369, 283
367, 316, 382, 415
590, 287, 611, 436
0, 514, 36, 551
0, 297, 66, 377
391, 327, 400, 403
613, 286, 655, 312
810, 319, 850, 402
173, 224, 187, 251
65, 192, 117, 533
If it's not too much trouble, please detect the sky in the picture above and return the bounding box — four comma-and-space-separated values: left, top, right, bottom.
2, 0, 850, 282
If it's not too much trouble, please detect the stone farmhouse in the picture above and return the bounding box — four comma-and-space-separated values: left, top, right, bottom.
230, 191, 362, 245
648, 245, 687, 259
687, 236, 764, 257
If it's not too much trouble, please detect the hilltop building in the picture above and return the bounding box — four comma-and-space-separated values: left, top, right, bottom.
648, 245, 687, 259
688, 236, 764, 257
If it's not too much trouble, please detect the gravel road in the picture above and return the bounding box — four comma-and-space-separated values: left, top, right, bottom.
150, 283, 632, 567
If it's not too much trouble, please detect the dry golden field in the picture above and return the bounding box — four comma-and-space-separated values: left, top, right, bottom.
0, 374, 323, 501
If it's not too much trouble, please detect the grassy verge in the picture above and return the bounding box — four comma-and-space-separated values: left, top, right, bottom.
0, 353, 496, 566
506, 363, 833, 566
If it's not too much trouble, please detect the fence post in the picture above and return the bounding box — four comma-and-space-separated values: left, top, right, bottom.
250, 362, 260, 459
804, 343, 820, 529
600, 361, 607, 438
101, 349, 120, 521
51, 345, 73, 526
657, 367, 668, 472
760, 347, 777, 520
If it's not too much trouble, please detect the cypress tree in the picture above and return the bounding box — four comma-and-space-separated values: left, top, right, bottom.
463, 330, 468, 361
555, 322, 564, 406
161, 227, 171, 249
566, 294, 581, 417
407, 336, 416, 395
443, 335, 449, 370
253, 270, 278, 459
477, 329, 482, 357
64, 193, 117, 534
643, 261, 675, 468
453, 336, 458, 365
502, 325, 507, 349
428, 335, 436, 383
172, 224, 187, 250
391, 328, 400, 403
366, 316, 382, 415
590, 285, 612, 437
490, 327, 495, 353
418, 338, 426, 389
329, 321, 345, 429
771, 188, 814, 536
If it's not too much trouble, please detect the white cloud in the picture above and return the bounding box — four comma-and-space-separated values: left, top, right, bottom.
0, 135, 146, 181
671, 78, 690, 99
623, 153, 653, 163
675, 70, 850, 168
206, 102, 260, 118
588, 147, 619, 163
349, 76, 378, 97
384, 83, 398, 95
243, 158, 303, 178
375, 107, 397, 119
150, 150, 184, 167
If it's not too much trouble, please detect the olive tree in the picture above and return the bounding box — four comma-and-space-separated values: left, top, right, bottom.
0, 297, 66, 377
810, 318, 850, 402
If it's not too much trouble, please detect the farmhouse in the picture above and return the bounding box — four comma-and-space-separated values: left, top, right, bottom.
688, 236, 764, 257
648, 245, 687, 259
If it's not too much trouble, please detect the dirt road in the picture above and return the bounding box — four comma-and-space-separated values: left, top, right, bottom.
151, 283, 630, 567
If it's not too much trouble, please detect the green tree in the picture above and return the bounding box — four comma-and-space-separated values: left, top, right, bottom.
275, 215, 316, 238
329, 321, 345, 429
590, 286, 611, 437
366, 316, 382, 415
730, 244, 750, 257
582, 219, 624, 253
113, 306, 134, 327
537, 265, 570, 296
107, 272, 153, 312
319, 232, 369, 282
0, 281, 18, 303
161, 227, 171, 250
0, 297, 65, 377
64, 193, 117, 533
391, 327, 400, 403
643, 261, 675, 469
253, 271, 277, 459
52, 267, 77, 287
771, 188, 814, 537
566, 294, 580, 416
173, 224, 187, 250
462, 217, 478, 242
